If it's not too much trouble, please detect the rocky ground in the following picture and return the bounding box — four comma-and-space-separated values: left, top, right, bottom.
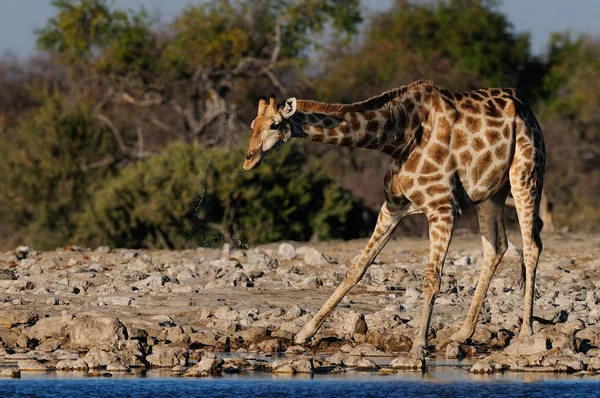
1, 230, 600, 378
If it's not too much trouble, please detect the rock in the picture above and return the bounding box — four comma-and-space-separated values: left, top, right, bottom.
445, 342, 465, 359
0, 310, 38, 328
214, 306, 240, 321
588, 356, 600, 371
470, 353, 514, 374
355, 358, 379, 370
542, 355, 584, 372
69, 317, 127, 349
0, 268, 16, 280
325, 352, 347, 366
56, 358, 89, 371
349, 343, 385, 357
29, 315, 74, 341
15, 246, 36, 260
16, 333, 35, 349
84, 348, 120, 367
107, 362, 130, 372
184, 357, 224, 377
278, 243, 296, 260
331, 310, 368, 337
241, 326, 268, 344
36, 338, 61, 352
18, 359, 50, 371
97, 296, 133, 307
132, 274, 166, 290
146, 345, 188, 367
299, 247, 337, 266
244, 249, 278, 271
0, 327, 19, 347
272, 357, 313, 373
389, 356, 424, 371
285, 345, 306, 355
0, 368, 20, 378
189, 331, 218, 348
257, 339, 282, 353
503, 335, 550, 357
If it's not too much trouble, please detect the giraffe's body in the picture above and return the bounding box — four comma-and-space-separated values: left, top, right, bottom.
244, 80, 545, 355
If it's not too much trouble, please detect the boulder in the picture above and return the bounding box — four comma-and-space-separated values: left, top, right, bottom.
183, 356, 224, 377
331, 310, 368, 337
0, 368, 20, 378
36, 338, 61, 352
56, 358, 88, 371
389, 356, 424, 370
278, 243, 296, 260
28, 315, 74, 342
83, 348, 120, 367
68, 317, 127, 349
503, 334, 550, 357
271, 357, 313, 373
17, 359, 50, 371
146, 345, 188, 367
298, 247, 336, 266
0, 310, 38, 328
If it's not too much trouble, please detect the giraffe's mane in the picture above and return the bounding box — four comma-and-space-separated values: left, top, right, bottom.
296, 80, 435, 115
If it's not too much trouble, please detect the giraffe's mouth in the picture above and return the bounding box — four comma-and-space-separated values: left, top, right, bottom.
243, 149, 262, 170
243, 155, 262, 171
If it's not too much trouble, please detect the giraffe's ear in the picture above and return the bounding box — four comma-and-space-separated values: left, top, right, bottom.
281, 97, 297, 119
250, 119, 256, 130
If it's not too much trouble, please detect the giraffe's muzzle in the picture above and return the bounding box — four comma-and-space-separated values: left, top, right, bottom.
243, 150, 261, 171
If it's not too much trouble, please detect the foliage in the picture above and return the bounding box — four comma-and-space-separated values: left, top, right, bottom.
536, 34, 600, 231
318, 0, 533, 103
36, 0, 156, 78
75, 142, 374, 249
0, 91, 118, 249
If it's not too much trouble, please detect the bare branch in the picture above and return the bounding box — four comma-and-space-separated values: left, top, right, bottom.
120, 92, 164, 106
262, 66, 287, 97
270, 17, 282, 65
136, 126, 144, 158
95, 113, 128, 154
80, 157, 118, 171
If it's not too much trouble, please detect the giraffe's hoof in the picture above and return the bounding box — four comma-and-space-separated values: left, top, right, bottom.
518, 328, 534, 339
294, 330, 312, 345
450, 329, 472, 343
409, 344, 429, 359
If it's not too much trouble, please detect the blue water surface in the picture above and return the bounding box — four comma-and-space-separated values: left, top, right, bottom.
2, 372, 600, 398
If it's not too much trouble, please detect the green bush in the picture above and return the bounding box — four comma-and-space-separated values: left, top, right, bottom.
75, 142, 374, 249
0, 93, 118, 250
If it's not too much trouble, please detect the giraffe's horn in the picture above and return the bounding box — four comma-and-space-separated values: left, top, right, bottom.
258, 96, 267, 113
269, 94, 276, 107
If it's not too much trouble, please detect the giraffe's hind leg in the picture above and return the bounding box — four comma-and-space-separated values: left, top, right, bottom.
510, 146, 544, 337
451, 186, 509, 343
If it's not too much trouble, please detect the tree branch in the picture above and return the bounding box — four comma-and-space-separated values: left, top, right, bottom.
95, 113, 128, 154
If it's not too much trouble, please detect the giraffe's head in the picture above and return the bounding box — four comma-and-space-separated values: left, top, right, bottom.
243, 95, 296, 170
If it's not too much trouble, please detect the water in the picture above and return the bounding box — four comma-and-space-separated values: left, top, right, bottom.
2, 371, 600, 398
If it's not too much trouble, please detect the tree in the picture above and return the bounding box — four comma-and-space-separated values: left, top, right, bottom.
0, 91, 118, 249
36, 0, 362, 152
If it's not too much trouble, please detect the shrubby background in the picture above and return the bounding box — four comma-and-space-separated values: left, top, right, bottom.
0, 0, 598, 250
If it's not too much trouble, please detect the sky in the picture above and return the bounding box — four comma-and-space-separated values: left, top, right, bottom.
0, 0, 598, 58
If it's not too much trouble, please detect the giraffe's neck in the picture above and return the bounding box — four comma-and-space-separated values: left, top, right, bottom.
288, 100, 416, 158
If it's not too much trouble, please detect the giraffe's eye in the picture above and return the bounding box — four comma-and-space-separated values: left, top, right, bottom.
270, 123, 281, 130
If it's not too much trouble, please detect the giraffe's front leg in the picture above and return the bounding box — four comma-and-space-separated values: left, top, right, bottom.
294, 201, 413, 345
410, 206, 456, 356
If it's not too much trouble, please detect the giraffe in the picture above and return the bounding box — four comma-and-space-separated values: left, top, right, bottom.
243, 80, 545, 355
